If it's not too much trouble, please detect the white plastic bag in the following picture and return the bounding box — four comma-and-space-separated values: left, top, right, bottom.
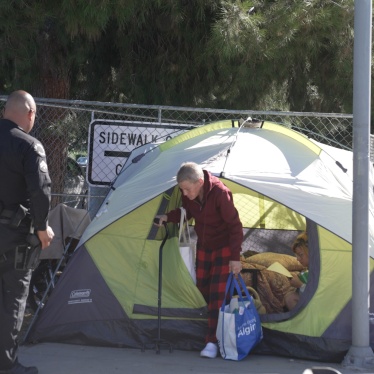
179, 207, 196, 284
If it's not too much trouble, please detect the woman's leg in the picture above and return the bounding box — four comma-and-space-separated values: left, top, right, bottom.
196, 246, 230, 343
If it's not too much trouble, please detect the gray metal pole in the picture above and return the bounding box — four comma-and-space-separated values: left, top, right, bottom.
343, 0, 374, 369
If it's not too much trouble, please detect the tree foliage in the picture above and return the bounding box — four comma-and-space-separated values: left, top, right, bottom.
0, 0, 360, 113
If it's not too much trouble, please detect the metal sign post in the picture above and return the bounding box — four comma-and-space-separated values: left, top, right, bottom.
343, 0, 374, 369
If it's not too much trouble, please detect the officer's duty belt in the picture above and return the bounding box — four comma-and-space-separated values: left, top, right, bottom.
0, 209, 14, 225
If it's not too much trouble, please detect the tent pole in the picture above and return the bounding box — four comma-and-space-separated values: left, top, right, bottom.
343, 0, 374, 369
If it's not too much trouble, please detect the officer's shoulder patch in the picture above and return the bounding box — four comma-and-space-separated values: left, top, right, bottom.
39, 160, 48, 173
34, 143, 46, 157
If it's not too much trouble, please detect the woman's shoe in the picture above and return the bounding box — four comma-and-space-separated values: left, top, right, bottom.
200, 342, 218, 358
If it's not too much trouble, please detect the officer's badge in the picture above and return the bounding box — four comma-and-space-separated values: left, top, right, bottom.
39, 160, 48, 173
34, 143, 46, 157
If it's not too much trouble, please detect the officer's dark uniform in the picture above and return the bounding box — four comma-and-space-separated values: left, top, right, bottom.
0, 118, 51, 370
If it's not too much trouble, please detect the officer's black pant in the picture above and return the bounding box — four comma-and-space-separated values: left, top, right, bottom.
0, 250, 31, 370
0, 228, 32, 371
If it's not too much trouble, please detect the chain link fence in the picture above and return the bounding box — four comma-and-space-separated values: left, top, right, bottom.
0, 97, 353, 218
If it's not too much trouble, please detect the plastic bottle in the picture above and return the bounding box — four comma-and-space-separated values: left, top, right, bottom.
229, 295, 239, 314
298, 270, 309, 284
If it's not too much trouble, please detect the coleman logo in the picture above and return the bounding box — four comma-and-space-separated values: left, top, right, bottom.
70, 289, 91, 299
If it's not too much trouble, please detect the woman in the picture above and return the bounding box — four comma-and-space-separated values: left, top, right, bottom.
284, 232, 309, 311
155, 162, 243, 358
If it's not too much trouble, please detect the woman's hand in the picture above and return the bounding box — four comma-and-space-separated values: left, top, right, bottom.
154, 214, 168, 227
289, 273, 303, 288
229, 260, 242, 275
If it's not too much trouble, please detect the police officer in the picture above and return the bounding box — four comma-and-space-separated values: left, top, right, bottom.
0, 91, 54, 374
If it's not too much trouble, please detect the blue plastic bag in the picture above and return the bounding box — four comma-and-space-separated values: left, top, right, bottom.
216, 272, 263, 361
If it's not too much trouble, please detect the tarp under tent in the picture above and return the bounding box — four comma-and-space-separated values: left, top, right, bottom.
26, 120, 374, 362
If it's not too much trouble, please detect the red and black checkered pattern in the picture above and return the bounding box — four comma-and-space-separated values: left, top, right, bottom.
196, 246, 231, 344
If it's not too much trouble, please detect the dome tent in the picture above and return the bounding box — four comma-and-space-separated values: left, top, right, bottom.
27, 120, 374, 362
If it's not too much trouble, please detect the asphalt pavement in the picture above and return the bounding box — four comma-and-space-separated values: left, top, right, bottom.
17, 342, 374, 374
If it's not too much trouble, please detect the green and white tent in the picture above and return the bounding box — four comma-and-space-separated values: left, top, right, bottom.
28, 120, 374, 362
